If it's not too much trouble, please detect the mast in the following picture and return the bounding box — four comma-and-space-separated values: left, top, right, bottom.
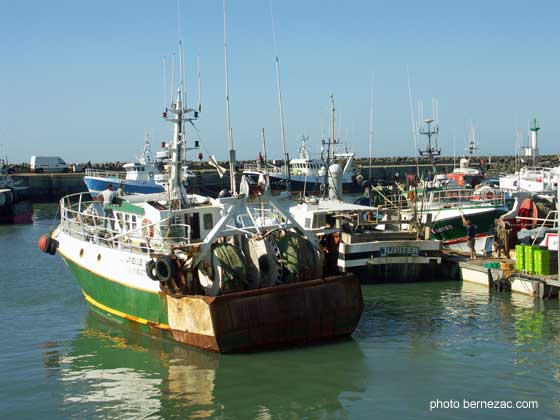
368, 72, 374, 181
223, 0, 236, 195
261, 128, 270, 193
419, 117, 440, 176
406, 66, 419, 177
270, 1, 290, 190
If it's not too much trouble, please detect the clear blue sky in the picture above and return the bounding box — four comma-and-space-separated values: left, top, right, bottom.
1, 0, 559, 164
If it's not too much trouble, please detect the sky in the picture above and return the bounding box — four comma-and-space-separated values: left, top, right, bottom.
1, 0, 559, 164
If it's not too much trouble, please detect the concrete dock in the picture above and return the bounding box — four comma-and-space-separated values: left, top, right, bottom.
446, 253, 560, 299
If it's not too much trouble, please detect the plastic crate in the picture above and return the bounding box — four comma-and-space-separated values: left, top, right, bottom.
515, 244, 525, 271
534, 249, 550, 275
524, 245, 535, 273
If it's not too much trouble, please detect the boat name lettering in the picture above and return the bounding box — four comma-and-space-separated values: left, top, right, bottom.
379, 247, 419, 257
125, 256, 145, 267
432, 224, 453, 234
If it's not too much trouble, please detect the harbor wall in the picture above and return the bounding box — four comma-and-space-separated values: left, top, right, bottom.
11, 153, 560, 202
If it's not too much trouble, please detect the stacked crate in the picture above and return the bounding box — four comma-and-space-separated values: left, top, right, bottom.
533, 248, 550, 275
515, 244, 524, 271
550, 251, 558, 275
523, 245, 535, 274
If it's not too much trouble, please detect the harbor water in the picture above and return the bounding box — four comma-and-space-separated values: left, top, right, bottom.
2, 205, 560, 419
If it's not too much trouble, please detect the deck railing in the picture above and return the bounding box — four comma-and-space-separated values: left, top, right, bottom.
242, 163, 285, 174
59, 192, 191, 254
85, 168, 127, 180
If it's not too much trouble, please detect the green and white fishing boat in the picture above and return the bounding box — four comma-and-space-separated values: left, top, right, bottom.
39, 42, 362, 352
397, 188, 509, 254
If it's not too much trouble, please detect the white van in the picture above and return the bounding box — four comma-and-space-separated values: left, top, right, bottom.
30, 156, 70, 173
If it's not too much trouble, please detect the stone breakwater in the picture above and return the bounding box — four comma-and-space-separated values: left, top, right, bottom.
353, 154, 560, 177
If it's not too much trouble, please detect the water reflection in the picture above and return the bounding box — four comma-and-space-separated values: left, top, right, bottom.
43, 310, 366, 419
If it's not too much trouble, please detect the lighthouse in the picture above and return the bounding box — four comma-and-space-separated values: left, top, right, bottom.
525, 118, 540, 164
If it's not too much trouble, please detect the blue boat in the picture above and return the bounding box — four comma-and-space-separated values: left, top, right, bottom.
84, 137, 166, 197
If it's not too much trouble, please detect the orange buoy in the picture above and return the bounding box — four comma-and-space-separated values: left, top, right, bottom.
38, 235, 49, 253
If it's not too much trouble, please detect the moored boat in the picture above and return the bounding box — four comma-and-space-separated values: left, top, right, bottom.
0, 158, 32, 224
40, 64, 362, 352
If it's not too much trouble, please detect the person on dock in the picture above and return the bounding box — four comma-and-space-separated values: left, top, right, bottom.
462, 215, 477, 260
100, 184, 116, 229
117, 182, 125, 197
494, 218, 511, 259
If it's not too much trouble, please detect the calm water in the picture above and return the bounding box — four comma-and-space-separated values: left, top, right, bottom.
1, 204, 560, 419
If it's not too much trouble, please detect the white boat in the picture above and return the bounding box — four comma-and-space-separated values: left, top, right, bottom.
41, 47, 362, 353
83, 137, 196, 197
283, 104, 442, 282
243, 136, 362, 194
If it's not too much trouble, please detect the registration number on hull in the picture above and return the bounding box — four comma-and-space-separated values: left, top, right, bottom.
379, 246, 420, 257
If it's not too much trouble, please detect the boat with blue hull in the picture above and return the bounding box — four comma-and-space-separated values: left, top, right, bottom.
83, 137, 185, 197
84, 172, 164, 196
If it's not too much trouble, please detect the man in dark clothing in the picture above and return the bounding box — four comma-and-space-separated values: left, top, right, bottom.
462, 215, 477, 260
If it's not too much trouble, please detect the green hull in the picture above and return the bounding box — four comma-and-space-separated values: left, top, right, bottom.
429, 208, 507, 243
64, 256, 170, 327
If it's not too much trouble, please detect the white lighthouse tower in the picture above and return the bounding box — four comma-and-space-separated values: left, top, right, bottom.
524, 118, 540, 164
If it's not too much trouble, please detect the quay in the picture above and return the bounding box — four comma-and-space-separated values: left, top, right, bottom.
445, 253, 560, 299
14, 171, 230, 202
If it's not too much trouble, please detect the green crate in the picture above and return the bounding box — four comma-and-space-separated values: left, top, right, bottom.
534, 249, 551, 275
515, 245, 525, 270
523, 245, 536, 273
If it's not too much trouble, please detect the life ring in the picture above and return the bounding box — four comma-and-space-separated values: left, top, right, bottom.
142, 218, 154, 238
485, 191, 494, 200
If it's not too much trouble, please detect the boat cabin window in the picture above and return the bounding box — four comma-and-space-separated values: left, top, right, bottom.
312, 213, 326, 229
203, 213, 213, 230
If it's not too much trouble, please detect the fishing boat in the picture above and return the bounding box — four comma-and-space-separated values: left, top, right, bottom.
395, 188, 508, 254
0, 157, 32, 224
243, 136, 362, 194
283, 98, 442, 282
39, 51, 362, 353
83, 137, 168, 197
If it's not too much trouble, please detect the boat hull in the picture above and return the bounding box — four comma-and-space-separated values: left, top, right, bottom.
244, 172, 363, 194
57, 235, 363, 353
0, 199, 32, 224
84, 176, 164, 197
426, 206, 507, 253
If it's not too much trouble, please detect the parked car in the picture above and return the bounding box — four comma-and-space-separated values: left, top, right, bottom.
30, 156, 70, 173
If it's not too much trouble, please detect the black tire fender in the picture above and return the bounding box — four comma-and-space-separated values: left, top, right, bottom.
145, 260, 158, 281
155, 256, 177, 283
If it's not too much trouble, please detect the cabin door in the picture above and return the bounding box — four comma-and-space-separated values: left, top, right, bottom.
186, 213, 200, 241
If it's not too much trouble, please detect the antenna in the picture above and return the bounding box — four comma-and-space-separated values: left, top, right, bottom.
179, 40, 186, 108
223, 0, 236, 195
197, 55, 202, 112
368, 72, 374, 181
269, 0, 289, 186
406, 65, 419, 176
163, 57, 168, 109
170, 53, 176, 105
261, 128, 270, 192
